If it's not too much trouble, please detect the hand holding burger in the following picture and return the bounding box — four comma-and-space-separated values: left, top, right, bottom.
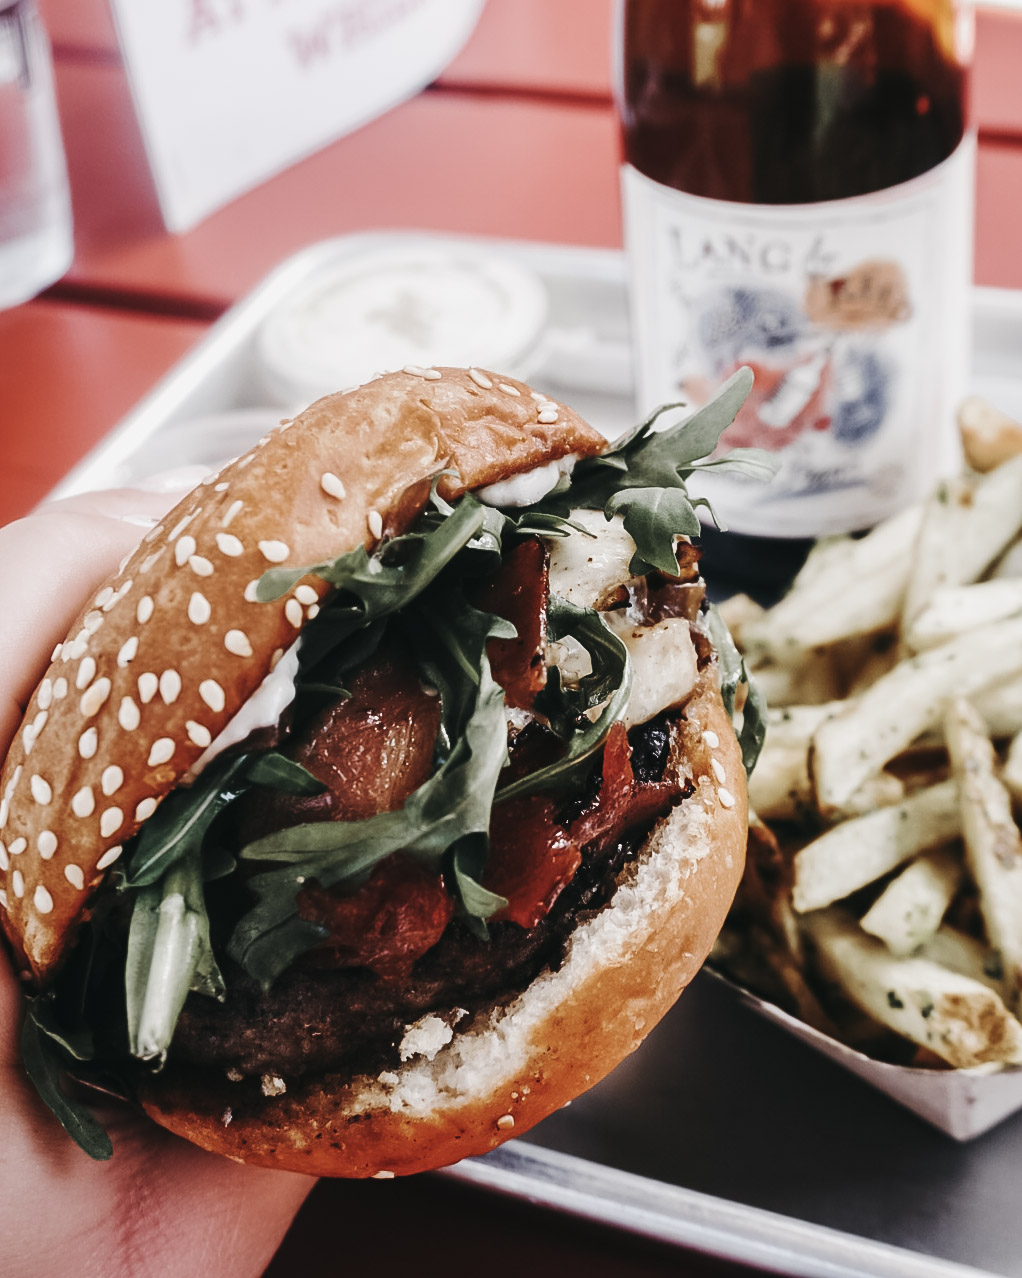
0, 491, 312, 1278
0, 367, 770, 1177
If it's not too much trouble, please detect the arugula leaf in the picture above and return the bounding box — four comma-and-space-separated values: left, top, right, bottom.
703, 603, 767, 776
246, 752, 326, 795
501, 595, 631, 802
530, 368, 777, 576
21, 999, 113, 1161
125, 850, 224, 1063
122, 753, 251, 889
228, 596, 514, 988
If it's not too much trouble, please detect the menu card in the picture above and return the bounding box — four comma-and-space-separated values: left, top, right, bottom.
108, 0, 487, 232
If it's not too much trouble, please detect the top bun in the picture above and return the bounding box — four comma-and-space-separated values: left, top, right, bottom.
0, 368, 606, 983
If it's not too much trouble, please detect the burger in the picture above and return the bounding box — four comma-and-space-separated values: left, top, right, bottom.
0, 365, 769, 1176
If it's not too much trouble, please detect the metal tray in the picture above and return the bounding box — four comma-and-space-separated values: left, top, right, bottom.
47, 232, 1022, 1278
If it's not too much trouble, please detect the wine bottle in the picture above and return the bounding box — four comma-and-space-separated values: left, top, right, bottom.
618, 0, 974, 588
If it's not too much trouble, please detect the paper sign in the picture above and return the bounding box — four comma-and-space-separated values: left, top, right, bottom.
108, 0, 487, 233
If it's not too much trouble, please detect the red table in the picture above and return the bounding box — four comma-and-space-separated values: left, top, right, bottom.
6, 2, 1022, 1273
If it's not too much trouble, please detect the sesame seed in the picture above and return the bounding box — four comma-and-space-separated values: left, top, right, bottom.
243, 580, 260, 602
498, 383, 521, 396
9, 838, 25, 855
189, 555, 214, 577
270, 648, 284, 670
236, 454, 254, 470
702, 730, 720, 749
176, 536, 197, 567
295, 584, 318, 606
65, 864, 85, 891
30, 775, 52, 805
137, 596, 154, 624
368, 510, 384, 539
538, 410, 559, 424
402, 364, 427, 377
100, 809, 123, 838
214, 481, 229, 492
468, 368, 492, 389
79, 728, 98, 759
307, 604, 320, 619
216, 533, 244, 557
0, 843, 7, 871
105, 580, 132, 610
76, 656, 97, 690
372, 1171, 395, 1180
321, 472, 345, 499
222, 499, 244, 527
422, 368, 442, 380
159, 670, 182, 704
137, 674, 158, 704
199, 680, 226, 713
12, 870, 24, 898
285, 598, 303, 628
186, 721, 212, 748
119, 697, 141, 732
497, 1114, 515, 1131
117, 636, 139, 667
717, 787, 736, 809
33, 885, 52, 914
140, 552, 161, 574
258, 539, 290, 564
148, 738, 174, 767
225, 629, 252, 657
0, 800, 6, 829
0, 890, 6, 909
84, 610, 105, 635
135, 797, 158, 822
37, 679, 52, 710
51, 642, 63, 662
37, 831, 57, 859
188, 592, 211, 625
81, 678, 112, 718
53, 677, 67, 699
711, 757, 727, 785
168, 514, 193, 541
72, 787, 95, 818
94, 586, 114, 608
101, 766, 124, 796
96, 845, 123, 870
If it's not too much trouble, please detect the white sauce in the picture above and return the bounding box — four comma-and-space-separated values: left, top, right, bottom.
477, 454, 576, 509
191, 643, 301, 775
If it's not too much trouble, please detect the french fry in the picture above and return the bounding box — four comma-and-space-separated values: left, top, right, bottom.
740, 505, 923, 665
945, 698, 1022, 1009
958, 395, 1022, 472
812, 616, 1022, 812
803, 909, 1022, 1069
750, 703, 905, 821
919, 926, 1005, 995
792, 780, 960, 913
859, 848, 963, 957
990, 538, 1022, 581
975, 674, 1022, 740
901, 453, 1022, 629
749, 652, 842, 708
1003, 731, 1022, 806
715, 592, 764, 647
904, 579, 1022, 653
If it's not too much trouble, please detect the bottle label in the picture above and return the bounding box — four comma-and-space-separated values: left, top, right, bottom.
621, 139, 975, 537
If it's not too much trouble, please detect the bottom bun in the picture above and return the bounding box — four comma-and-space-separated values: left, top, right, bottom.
139, 677, 746, 1176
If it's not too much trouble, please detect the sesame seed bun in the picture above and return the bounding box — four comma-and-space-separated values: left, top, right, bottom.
0, 366, 746, 1177
0, 368, 606, 983
139, 679, 745, 1177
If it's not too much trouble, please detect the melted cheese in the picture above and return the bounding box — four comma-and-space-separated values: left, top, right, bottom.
547, 509, 637, 609
604, 613, 698, 728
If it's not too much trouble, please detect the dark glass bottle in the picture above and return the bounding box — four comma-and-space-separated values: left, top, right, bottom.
618, 0, 972, 596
